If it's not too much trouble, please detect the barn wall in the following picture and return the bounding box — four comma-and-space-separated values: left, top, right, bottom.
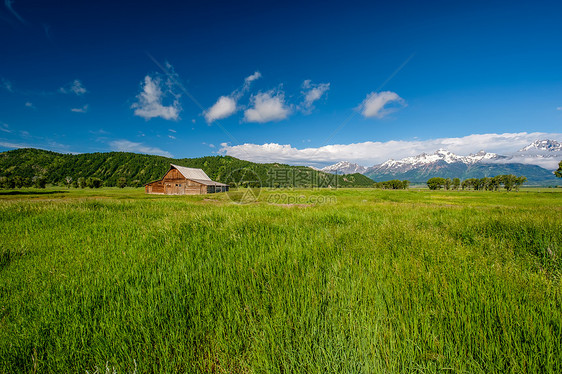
146, 181, 165, 194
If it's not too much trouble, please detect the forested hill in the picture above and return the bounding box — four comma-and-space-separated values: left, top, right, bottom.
0, 148, 374, 187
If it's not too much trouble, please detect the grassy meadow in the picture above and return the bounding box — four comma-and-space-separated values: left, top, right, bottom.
0, 187, 561, 373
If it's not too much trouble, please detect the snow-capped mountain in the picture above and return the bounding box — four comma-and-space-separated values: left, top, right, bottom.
372, 149, 501, 174
518, 139, 562, 153
316, 140, 561, 184
364, 148, 558, 184
320, 161, 367, 174
507, 139, 562, 169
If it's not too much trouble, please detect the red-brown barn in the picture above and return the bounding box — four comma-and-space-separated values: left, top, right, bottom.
145, 164, 228, 195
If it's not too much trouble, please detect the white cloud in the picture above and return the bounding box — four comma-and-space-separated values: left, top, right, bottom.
70, 104, 88, 113
0, 122, 12, 133
557, 106, 562, 111
89, 129, 109, 135
59, 80, 87, 96
5, 0, 27, 24
244, 90, 291, 123
299, 80, 330, 114
109, 140, 173, 158
0, 140, 29, 149
220, 132, 562, 168
168, 128, 176, 133
131, 75, 181, 121
204, 71, 261, 123
24, 101, 36, 109
486, 155, 561, 169
168, 135, 176, 139
245, 71, 262, 84
1, 78, 13, 92
204, 96, 237, 123
359, 91, 406, 118
0, 135, 73, 153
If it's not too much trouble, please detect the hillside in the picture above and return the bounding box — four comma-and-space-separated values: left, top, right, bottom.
0, 148, 374, 188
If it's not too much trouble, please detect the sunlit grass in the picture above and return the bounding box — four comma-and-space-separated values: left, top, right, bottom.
0, 188, 561, 373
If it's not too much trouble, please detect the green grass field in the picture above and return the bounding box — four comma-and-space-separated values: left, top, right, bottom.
1, 187, 561, 373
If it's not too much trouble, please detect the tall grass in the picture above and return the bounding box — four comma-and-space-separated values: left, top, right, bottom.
0, 188, 561, 372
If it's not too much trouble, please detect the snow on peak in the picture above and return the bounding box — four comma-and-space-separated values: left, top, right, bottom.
369, 149, 500, 173
321, 161, 367, 174
519, 139, 562, 152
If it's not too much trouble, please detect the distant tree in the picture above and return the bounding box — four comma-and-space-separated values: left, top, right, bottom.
78, 177, 86, 189
555, 161, 562, 178
131, 180, 142, 188
486, 177, 494, 191
0, 176, 15, 189
490, 176, 501, 191
427, 177, 446, 190
86, 177, 102, 188
117, 177, 127, 188
91, 178, 102, 188
452, 178, 460, 190
34, 177, 47, 189
444, 178, 451, 190
65, 176, 73, 189
13, 176, 24, 188
502, 174, 517, 191
462, 178, 474, 190
374, 179, 409, 189
8, 177, 16, 189
476, 178, 486, 191
514, 176, 527, 191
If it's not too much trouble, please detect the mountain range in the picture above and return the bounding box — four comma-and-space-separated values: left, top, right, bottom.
317, 139, 562, 185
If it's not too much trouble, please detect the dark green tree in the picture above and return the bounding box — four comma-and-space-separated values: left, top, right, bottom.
0, 176, 15, 189
13, 176, 24, 188
555, 160, 562, 178
502, 174, 517, 191
374, 180, 409, 189
34, 177, 47, 189
514, 176, 527, 191
452, 178, 460, 190
427, 177, 446, 190
86, 177, 102, 188
117, 177, 127, 188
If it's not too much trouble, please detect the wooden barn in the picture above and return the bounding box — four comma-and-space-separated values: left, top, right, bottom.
145, 164, 228, 195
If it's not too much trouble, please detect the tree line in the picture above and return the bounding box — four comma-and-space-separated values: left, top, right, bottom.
427, 175, 527, 191
373, 180, 410, 189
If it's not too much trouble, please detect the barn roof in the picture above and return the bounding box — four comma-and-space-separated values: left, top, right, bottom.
171, 164, 212, 181
189, 179, 229, 186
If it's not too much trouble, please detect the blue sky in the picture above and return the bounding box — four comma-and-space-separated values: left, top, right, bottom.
1, 0, 561, 167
